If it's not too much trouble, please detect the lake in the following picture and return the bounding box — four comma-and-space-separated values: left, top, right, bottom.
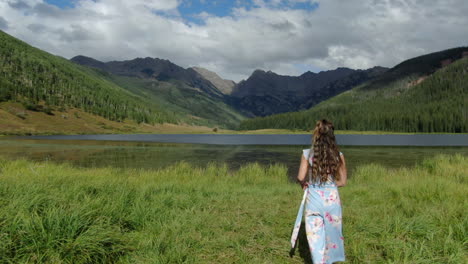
20, 133, 468, 146
1, 134, 467, 179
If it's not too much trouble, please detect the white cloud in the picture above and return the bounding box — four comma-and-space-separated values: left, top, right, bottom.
1, 0, 467, 82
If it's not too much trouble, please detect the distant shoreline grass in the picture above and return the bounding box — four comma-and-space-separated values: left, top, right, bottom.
2, 129, 467, 136
0, 154, 466, 263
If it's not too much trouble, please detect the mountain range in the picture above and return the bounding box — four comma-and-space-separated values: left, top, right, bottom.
71, 55, 385, 118
0, 29, 466, 134
230, 66, 387, 116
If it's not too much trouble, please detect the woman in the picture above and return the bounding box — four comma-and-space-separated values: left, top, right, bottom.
296, 119, 347, 264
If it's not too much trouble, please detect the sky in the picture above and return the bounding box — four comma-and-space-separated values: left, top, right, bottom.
0, 0, 467, 82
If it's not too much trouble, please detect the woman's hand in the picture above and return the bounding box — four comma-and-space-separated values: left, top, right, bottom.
336, 154, 347, 187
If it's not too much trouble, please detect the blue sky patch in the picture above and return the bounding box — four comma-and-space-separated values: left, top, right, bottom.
44, 0, 76, 9
179, 0, 319, 24
44, 0, 319, 24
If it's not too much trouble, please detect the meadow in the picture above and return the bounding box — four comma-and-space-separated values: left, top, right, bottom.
0, 154, 466, 263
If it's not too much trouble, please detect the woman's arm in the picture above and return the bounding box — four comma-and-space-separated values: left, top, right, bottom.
297, 155, 309, 188
335, 154, 347, 187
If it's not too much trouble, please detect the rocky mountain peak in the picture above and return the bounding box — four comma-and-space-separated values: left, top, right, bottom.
191, 66, 236, 95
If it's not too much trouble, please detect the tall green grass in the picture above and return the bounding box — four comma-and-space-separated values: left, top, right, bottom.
0, 155, 466, 263
341, 154, 467, 263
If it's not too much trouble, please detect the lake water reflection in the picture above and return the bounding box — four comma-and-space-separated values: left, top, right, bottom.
1, 138, 467, 180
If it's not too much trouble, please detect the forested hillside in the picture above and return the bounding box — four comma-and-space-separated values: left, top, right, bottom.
0, 30, 176, 125
239, 48, 468, 133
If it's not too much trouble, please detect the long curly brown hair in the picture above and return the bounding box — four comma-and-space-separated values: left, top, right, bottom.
309, 119, 342, 183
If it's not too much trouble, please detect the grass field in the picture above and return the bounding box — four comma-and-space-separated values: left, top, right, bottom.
0, 154, 466, 263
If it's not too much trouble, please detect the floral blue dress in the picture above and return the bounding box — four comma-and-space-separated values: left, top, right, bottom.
291, 149, 345, 264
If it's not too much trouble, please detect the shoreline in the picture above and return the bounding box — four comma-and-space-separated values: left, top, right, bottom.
2, 129, 467, 137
